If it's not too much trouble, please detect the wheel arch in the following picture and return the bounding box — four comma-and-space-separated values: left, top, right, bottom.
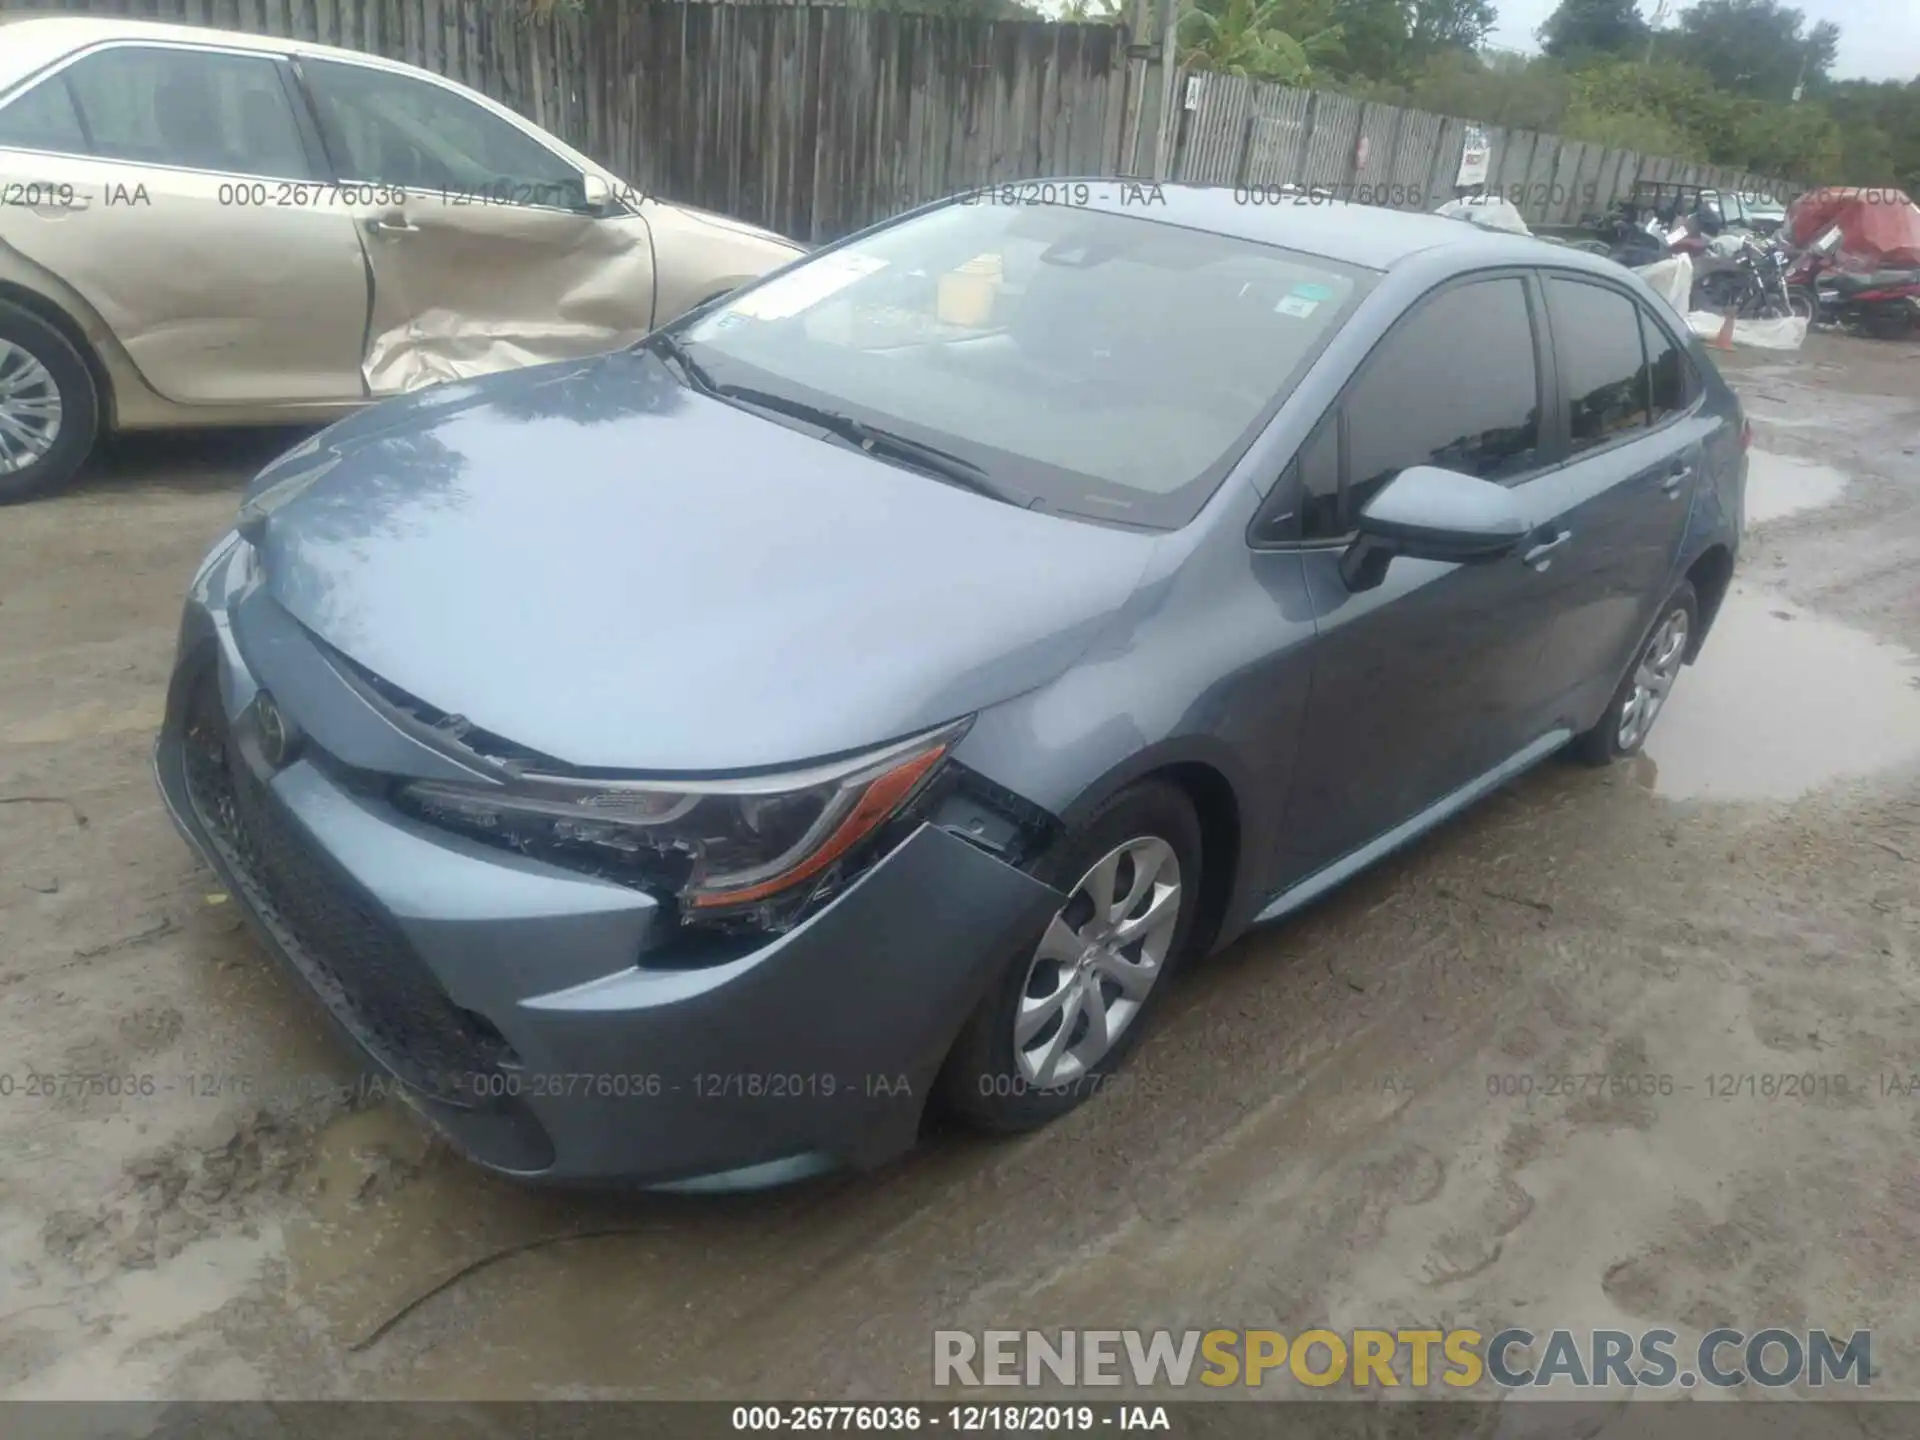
1682, 542, 1734, 660
0, 279, 116, 430
1051, 740, 1256, 963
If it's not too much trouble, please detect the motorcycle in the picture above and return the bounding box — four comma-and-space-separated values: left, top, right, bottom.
1786, 227, 1920, 339
1816, 270, 1920, 339
1691, 233, 1808, 321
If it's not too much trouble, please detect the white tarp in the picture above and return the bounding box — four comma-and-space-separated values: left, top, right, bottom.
1435, 196, 1531, 234
1684, 309, 1809, 351
1634, 254, 1694, 315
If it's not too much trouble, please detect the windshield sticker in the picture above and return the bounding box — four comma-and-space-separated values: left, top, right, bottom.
1289, 283, 1336, 301
727, 253, 889, 322
1275, 294, 1321, 318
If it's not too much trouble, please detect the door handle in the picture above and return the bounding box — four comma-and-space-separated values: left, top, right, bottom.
366, 215, 419, 235
15, 186, 88, 212
1661, 465, 1693, 498
1522, 529, 1572, 570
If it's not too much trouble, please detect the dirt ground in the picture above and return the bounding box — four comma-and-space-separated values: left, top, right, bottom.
1, 332, 1917, 1406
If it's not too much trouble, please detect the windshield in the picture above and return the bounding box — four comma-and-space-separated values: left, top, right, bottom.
675, 200, 1374, 528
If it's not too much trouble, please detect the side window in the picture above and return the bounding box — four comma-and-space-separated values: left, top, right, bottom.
60, 47, 312, 179
0, 76, 89, 154
1295, 412, 1341, 541
1343, 277, 1541, 519
1546, 278, 1649, 453
1640, 307, 1692, 424
301, 59, 584, 208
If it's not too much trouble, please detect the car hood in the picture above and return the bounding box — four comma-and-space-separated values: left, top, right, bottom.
245, 351, 1158, 772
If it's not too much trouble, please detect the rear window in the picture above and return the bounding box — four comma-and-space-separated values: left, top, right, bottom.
1546, 277, 1650, 453
678, 200, 1376, 529
0, 74, 86, 153
58, 45, 311, 180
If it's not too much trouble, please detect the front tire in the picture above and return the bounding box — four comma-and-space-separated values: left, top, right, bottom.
0, 301, 98, 505
937, 781, 1203, 1133
1570, 581, 1698, 767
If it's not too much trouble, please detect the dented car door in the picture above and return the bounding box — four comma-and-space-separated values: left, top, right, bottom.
0, 41, 369, 406
293, 56, 656, 395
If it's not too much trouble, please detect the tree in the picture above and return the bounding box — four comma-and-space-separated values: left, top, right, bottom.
862, 0, 1041, 13
1178, 0, 1346, 84
1668, 0, 1839, 102
1355, 48, 1574, 129
1407, 0, 1496, 57
1824, 77, 1920, 192
1537, 0, 1649, 63
1324, 0, 1412, 80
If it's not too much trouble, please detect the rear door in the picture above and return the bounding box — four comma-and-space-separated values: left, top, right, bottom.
0, 42, 369, 405
1271, 273, 1568, 888
1525, 272, 1706, 724
291, 56, 656, 396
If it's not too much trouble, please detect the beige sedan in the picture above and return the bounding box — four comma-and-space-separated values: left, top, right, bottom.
0, 16, 805, 501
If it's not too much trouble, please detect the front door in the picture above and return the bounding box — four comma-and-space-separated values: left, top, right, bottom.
293, 57, 657, 396
1271, 273, 1567, 891
0, 42, 368, 406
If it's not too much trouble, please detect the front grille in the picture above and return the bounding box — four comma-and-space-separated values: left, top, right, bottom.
179, 676, 509, 1104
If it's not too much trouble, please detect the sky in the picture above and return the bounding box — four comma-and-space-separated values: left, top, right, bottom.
1487, 0, 1920, 82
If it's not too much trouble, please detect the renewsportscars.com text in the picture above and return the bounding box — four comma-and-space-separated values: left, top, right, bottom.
933, 1327, 1871, 1391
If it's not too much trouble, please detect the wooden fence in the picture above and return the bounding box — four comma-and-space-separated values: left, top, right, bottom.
1, 0, 1134, 242
3, 0, 1794, 239
1174, 71, 1794, 227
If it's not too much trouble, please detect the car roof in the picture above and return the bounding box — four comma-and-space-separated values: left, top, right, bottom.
0, 16, 440, 93
1069, 182, 1603, 274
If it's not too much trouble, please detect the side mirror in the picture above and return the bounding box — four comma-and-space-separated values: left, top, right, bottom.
1339, 465, 1529, 592
580, 173, 615, 216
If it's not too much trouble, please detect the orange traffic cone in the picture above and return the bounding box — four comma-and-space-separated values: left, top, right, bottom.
1709, 310, 1736, 351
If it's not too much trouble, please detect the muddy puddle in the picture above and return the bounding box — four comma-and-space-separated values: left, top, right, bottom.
1640, 584, 1920, 800
1744, 451, 1849, 526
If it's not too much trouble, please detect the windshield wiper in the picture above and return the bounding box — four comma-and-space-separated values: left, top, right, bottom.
645, 331, 720, 394
713, 384, 1015, 504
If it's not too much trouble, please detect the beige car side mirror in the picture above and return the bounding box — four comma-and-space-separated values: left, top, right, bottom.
580, 173, 615, 216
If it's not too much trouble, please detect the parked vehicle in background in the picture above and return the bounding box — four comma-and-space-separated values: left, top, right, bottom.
1737, 193, 1787, 236
0, 17, 806, 502
155, 187, 1747, 1188
1781, 188, 1920, 339
1792, 236, 1920, 338
1604, 181, 1771, 236
1692, 233, 1809, 321
1785, 186, 1920, 271
1820, 271, 1920, 338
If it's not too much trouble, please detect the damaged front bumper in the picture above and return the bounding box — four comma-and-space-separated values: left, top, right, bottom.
153, 538, 1063, 1187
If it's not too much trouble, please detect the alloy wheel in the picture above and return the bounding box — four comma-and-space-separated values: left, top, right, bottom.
0, 338, 63, 476
1617, 607, 1690, 751
1014, 836, 1181, 1088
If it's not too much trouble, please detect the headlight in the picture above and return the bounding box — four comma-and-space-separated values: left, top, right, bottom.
396, 719, 967, 926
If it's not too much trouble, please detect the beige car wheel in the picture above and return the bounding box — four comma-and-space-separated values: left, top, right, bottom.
0, 303, 97, 505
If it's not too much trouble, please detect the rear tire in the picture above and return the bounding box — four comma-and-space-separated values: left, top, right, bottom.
1570, 581, 1699, 767
0, 301, 98, 505
937, 781, 1203, 1134
1865, 306, 1917, 341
